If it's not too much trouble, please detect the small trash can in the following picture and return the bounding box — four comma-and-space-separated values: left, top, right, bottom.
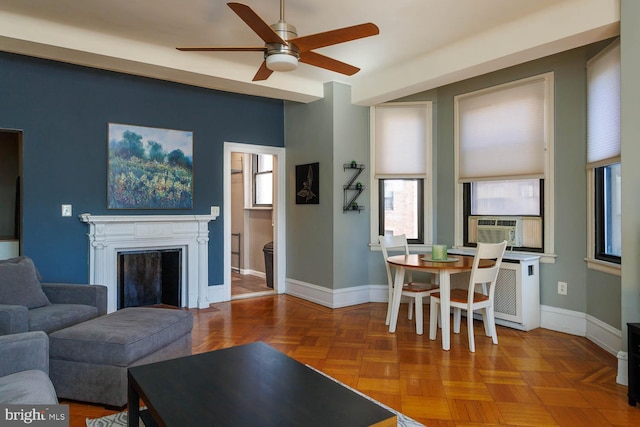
263, 241, 274, 289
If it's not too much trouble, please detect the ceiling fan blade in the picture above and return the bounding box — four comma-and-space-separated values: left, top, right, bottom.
252, 61, 274, 81
290, 23, 379, 52
176, 46, 265, 52
299, 51, 360, 76
227, 2, 288, 45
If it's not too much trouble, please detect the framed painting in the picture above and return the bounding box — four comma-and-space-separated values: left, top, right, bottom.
108, 123, 193, 209
296, 162, 319, 205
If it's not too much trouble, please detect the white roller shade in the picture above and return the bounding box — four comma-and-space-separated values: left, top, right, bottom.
457, 77, 547, 182
587, 39, 620, 168
374, 104, 427, 177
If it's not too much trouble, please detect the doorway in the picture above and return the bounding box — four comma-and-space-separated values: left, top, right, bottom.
0, 129, 22, 259
223, 143, 285, 301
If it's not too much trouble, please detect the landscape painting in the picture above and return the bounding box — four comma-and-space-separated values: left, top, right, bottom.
108, 123, 193, 209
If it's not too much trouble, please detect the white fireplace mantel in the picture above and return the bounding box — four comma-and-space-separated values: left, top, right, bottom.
80, 213, 218, 313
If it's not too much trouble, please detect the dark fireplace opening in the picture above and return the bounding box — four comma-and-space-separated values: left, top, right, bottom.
118, 249, 182, 309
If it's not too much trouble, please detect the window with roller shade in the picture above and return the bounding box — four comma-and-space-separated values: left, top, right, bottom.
587, 39, 621, 267
371, 102, 432, 245
454, 73, 554, 253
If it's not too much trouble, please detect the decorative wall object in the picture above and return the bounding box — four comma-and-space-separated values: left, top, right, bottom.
296, 162, 319, 204
343, 162, 365, 212
108, 123, 193, 209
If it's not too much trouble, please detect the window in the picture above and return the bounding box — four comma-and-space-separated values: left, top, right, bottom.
470, 179, 541, 216
595, 164, 621, 260
253, 154, 273, 206
371, 102, 432, 246
587, 39, 621, 268
379, 179, 424, 243
454, 73, 553, 254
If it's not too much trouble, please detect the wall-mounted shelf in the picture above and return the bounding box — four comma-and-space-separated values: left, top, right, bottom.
343, 163, 365, 213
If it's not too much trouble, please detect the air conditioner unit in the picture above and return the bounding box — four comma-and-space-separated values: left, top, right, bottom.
476, 217, 523, 247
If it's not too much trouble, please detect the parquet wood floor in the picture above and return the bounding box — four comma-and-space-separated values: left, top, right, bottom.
69, 295, 640, 426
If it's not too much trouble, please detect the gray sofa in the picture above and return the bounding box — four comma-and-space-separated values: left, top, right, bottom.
0, 331, 58, 404
0, 256, 107, 335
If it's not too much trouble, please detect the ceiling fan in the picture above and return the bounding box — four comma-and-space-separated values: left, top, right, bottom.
176, 1, 379, 81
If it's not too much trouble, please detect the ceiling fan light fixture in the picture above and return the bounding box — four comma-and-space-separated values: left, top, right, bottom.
266, 53, 298, 72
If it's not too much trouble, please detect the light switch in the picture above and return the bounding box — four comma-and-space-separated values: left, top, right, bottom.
61, 204, 72, 217
211, 206, 220, 217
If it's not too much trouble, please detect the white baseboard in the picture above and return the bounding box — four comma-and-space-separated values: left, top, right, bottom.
540, 305, 587, 336
284, 278, 374, 308
617, 351, 628, 386
207, 284, 226, 304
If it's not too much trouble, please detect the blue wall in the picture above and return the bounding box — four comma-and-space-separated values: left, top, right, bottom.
0, 52, 284, 285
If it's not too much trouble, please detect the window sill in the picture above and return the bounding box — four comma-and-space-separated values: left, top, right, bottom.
585, 257, 621, 276
244, 206, 273, 211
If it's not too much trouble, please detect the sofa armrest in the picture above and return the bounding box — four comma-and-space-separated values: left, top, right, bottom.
41, 283, 108, 316
0, 331, 49, 377
0, 304, 29, 336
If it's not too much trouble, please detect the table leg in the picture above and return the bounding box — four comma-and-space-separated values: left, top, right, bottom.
439, 271, 451, 351
127, 374, 139, 427
388, 266, 406, 333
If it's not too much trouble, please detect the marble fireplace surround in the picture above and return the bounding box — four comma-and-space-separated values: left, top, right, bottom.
80, 213, 218, 313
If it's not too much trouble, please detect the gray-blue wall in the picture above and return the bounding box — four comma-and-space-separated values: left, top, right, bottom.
0, 52, 284, 286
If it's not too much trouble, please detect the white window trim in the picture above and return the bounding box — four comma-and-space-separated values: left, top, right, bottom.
453, 73, 556, 263
369, 101, 433, 250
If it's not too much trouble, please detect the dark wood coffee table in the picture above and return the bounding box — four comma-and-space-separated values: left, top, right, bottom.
127, 341, 397, 426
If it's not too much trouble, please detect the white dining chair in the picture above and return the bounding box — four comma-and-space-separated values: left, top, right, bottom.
428, 240, 507, 352
379, 234, 439, 335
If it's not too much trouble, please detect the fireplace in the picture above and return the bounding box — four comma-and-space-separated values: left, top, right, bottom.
80, 213, 218, 313
118, 249, 182, 309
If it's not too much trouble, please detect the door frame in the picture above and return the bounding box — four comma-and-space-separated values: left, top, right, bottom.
223, 142, 286, 301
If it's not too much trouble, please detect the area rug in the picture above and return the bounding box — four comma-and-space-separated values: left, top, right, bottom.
87, 372, 424, 427
86, 408, 145, 427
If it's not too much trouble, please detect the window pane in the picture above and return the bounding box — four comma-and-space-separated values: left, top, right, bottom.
471, 179, 540, 215
257, 154, 273, 173
604, 163, 621, 257
381, 179, 420, 239
255, 172, 272, 205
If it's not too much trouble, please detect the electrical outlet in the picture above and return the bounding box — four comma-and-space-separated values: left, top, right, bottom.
61, 204, 72, 217
558, 281, 568, 295
210, 206, 220, 217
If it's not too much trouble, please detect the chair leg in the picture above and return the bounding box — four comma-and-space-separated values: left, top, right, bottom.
486, 307, 498, 345
415, 296, 423, 335
467, 309, 476, 352
385, 287, 393, 326
429, 297, 439, 340
453, 307, 461, 334
481, 309, 491, 337
408, 298, 414, 320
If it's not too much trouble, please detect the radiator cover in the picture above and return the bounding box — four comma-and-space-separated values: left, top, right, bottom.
449, 257, 540, 331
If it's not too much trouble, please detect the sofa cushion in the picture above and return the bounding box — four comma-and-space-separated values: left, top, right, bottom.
0, 256, 43, 281
49, 307, 193, 366
0, 257, 50, 309
29, 304, 99, 334
0, 370, 58, 404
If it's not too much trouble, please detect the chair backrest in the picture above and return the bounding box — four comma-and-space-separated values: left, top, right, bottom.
378, 234, 410, 286
468, 241, 507, 302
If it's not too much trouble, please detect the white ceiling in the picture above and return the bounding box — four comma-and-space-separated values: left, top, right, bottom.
0, 0, 619, 105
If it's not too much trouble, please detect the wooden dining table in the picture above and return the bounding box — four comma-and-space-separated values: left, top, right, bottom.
386, 253, 494, 350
